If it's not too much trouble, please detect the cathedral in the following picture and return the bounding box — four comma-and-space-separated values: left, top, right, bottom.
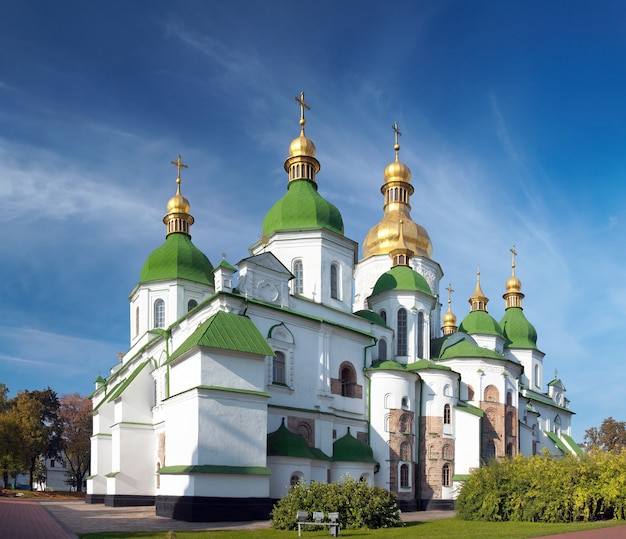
87, 94, 579, 521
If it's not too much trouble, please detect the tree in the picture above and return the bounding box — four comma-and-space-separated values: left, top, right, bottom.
59, 393, 91, 492
0, 383, 21, 488
584, 417, 626, 453
13, 388, 63, 490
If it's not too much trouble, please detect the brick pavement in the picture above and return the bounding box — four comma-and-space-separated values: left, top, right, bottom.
0, 499, 77, 539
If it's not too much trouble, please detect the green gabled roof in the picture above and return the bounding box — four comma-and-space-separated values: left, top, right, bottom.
262, 179, 344, 236
215, 259, 237, 272
437, 338, 506, 361
333, 428, 377, 463
430, 335, 447, 359
107, 359, 151, 402
354, 310, 387, 327
523, 388, 574, 413
561, 433, 584, 455
545, 431, 569, 455
267, 419, 329, 460
140, 233, 214, 286
500, 307, 538, 350
459, 310, 504, 338
371, 265, 432, 296
167, 311, 274, 363
405, 358, 453, 372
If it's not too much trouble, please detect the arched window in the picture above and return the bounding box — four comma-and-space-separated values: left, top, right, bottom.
378, 339, 387, 361
330, 264, 339, 299
273, 351, 286, 385
399, 414, 410, 433
484, 442, 496, 461
293, 260, 303, 295
400, 441, 411, 461
506, 443, 514, 457
417, 311, 424, 358
505, 412, 513, 436
397, 308, 407, 356
379, 310, 387, 323
340, 363, 356, 397
400, 463, 410, 488
534, 364, 540, 387
401, 396, 408, 410
506, 390, 513, 406
153, 299, 165, 328
442, 463, 451, 487
296, 422, 313, 445
290, 473, 303, 486
442, 444, 452, 460
428, 444, 437, 459
187, 299, 198, 311
484, 385, 499, 403
443, 404, 451, 425
135, 306, 140, 337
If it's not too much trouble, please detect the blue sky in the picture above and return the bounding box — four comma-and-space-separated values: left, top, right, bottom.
1, 1, 626, 440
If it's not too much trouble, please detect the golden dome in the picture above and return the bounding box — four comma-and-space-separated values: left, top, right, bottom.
362, 122, 432, 260
363, 216, 432, 258
443, 309, 457, 326
167, 181, 191, 214
506, 274, 522, 293
289, 131, 317, 158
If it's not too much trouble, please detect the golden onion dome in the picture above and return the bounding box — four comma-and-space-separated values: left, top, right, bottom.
167, 182, 191, 214
363, 216, 432, 258
506, 274, 522, 293
384, 144, 411, 183
288, 131, 317, 158
443, 309, 457, 326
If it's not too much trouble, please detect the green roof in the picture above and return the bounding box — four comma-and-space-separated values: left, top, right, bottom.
262, 179, 344, 236
500, 307, 538, 350
545, 431, 569, 455
405, 358, 453, 372
454, 402, 484, 417
140, 233, 214, 286
159, 465, 270, 475
371, 265, 432, 296
107, 359, 151, 402
459, 310, 504, 338
216, 259, 237, 272
167, 311, 274, 363
437, 338, 506, 361
333, 428, 377, 463
562, 433, 584, 455
368, 358, 452, 373
267, 419, 330, 460
368, 360, 407, 372
354, 310, 387, 327
523, 388, 573, 413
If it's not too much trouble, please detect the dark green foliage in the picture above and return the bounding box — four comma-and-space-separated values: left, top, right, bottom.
457, 452, 626, 522
271, 476, 402, 530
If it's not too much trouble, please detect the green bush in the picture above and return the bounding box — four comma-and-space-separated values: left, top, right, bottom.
456, 451, 626, 523
271, 476, 402, 530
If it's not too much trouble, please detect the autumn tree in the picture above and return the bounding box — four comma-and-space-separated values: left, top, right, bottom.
13, 388, 63, 490
584, 417, 626, 453
59, 393, 91, 492
0, 383, 21, 488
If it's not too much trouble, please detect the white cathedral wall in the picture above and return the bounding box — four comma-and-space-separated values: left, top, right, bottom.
453, 408, 481, 479
108, 423, 155, 496
268, 457, 313, 498
163, 391, 200, 465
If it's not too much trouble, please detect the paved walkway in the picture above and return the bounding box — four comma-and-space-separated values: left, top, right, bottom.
1, 498, 626, 538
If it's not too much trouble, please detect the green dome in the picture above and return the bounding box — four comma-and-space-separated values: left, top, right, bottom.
368, 360, 406, 371
333, 428, 377, 463
267, 419, 318, 459
371, 265, 432, 296
354, 310, 388, 327
140, 233, 214, 286
262, 179, 343, 237
500, 307, 538, 349
437, 338, 506, 360
458, 310, 504, 338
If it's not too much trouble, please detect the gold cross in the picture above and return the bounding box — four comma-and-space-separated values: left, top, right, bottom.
446, 283, 454, 306
510, 245, 517, 273
392, 121, 402, 145
171, 154, 188, 183
294, 91, 310, 127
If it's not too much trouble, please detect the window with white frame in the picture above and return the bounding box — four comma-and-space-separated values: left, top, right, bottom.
397, 308, 407, 355
330, 263, 339, 299
293, 260, 303, 294
153, 299, 165, 328
273, 351, 286, 385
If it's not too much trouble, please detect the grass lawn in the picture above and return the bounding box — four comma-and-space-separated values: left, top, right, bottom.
79, 518, 624, 539
1, 488, 85, 500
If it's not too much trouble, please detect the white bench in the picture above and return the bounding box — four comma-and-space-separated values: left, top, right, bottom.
296, 511, 340, 536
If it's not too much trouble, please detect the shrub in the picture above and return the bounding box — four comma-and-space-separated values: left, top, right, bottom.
271, 476, 402, 530
456, 452, 626, 523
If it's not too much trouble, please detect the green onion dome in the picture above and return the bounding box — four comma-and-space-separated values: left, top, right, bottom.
140, 233, 214, 286
458, 310, 504, 338
333, 428, 377, 463
500, 307, 538, 349
267, 419, 318, 459
354, 310, 388, 327
371, 264, 432, 296
262, 179, 344, 236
